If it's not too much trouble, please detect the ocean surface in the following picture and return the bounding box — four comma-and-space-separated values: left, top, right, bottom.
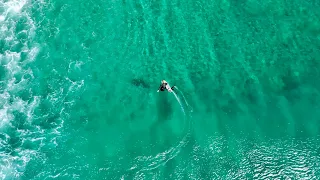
1, 0, 320, 179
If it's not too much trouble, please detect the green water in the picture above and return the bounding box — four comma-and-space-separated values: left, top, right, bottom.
1, 0, 320, 179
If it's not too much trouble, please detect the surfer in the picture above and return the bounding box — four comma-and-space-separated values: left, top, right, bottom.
157, 80, 175, 92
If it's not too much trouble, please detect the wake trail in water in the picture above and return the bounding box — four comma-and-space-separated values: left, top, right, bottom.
174, 86, 192, 111
172, 91, 185, 115
129, 87, 193, 176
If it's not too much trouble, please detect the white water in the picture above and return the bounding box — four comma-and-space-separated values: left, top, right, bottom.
0, 0, 41, 179
0, 0, 87, 177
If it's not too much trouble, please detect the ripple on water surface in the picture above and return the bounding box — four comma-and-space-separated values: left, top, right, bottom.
0, 0, 74, 179
131, 135, 320, 180
1, 0, 320, 179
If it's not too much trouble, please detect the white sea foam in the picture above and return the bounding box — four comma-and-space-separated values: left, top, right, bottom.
0, 0, 43, 179
1, 0, 86, 177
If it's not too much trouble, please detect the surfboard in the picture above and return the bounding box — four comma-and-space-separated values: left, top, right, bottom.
157, 80, 173, 92
166, 84, 173, 92
157, 86, 172, 92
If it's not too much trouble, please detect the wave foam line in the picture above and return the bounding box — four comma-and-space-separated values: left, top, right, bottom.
0, 0, 44, 179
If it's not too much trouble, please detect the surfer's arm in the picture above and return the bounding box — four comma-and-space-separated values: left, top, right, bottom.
157, 84, 163, 92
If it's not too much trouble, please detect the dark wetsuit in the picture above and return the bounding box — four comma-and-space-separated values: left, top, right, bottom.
158, 83, 175, 91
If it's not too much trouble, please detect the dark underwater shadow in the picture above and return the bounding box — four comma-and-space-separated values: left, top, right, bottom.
155, 92, 173, 123
131, 78, 150, 89
147, 92, 174, 151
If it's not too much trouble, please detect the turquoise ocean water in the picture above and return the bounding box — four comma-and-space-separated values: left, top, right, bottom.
1, 0, 320, 179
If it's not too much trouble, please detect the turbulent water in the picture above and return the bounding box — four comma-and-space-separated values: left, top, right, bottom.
1, 0, 320, 179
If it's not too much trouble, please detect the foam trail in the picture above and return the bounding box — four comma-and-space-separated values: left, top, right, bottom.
173, 86, 190, 108
172, 91, 185, 115
131, 87, 192, 174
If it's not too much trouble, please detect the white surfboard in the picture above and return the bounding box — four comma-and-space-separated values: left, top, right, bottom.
166, 84, 173, 92
157, 81, 173, 92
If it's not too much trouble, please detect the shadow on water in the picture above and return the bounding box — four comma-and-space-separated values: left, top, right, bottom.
146, 93, 175, 153
243, 78, 260, 104
131, 78, 151, 89
156, 93, 173, 123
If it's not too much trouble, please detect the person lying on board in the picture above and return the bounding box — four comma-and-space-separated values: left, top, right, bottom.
157, 80, 175, 92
